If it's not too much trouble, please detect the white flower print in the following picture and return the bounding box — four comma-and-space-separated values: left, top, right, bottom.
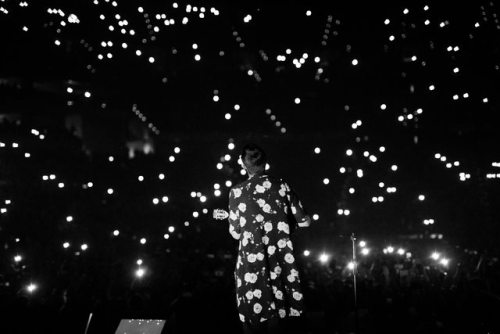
278, 222, 290, 234
267, 246, 276, 255
293, 292, 303, 301
232, 176, 307, 323
249, 273, 258, 283
260, 318, 267, 322
290, 308, 301, 316
229, 225, 240, 240
230, 210, 238, 221
245, 290, 254, 300
238, 203, 246, 212
242, 231, 252, 246
244, 273, 252, 283
255, 185, 266, 193
291, 206, 297, 214
284, 253, 295, 264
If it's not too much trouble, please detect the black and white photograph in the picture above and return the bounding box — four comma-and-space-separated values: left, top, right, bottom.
1, 1, 499, 333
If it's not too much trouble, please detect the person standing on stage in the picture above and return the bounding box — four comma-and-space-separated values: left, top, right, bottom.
228, 144, 312, 334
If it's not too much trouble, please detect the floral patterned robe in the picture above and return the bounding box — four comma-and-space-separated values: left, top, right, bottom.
228, 173, 310, 325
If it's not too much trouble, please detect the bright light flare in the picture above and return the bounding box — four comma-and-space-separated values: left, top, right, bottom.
319, 253, 329, 263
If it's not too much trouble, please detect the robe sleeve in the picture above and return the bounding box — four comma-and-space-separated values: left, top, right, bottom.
283, 181, 311, 228
228, 188, 241, 240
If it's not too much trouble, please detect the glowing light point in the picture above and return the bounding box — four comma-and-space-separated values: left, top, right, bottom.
26, 283, 38, 293
440, 258, 449, 266
319, 253, 329, 263
135, 268, 145, 278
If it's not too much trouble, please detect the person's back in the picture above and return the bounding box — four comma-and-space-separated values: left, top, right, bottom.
228, 144, 311, 334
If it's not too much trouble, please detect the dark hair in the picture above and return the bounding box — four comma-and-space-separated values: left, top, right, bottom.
241, 144, 267, 174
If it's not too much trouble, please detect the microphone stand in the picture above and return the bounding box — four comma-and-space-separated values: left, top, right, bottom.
351, 233, 359, 334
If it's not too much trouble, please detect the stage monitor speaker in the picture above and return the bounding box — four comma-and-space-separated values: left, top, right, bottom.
114, 319, 166, 334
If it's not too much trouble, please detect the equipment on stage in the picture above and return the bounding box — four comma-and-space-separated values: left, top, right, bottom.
114, 319, 166, 334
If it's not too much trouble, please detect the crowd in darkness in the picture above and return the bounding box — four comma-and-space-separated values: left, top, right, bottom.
1, 119, 500, 334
